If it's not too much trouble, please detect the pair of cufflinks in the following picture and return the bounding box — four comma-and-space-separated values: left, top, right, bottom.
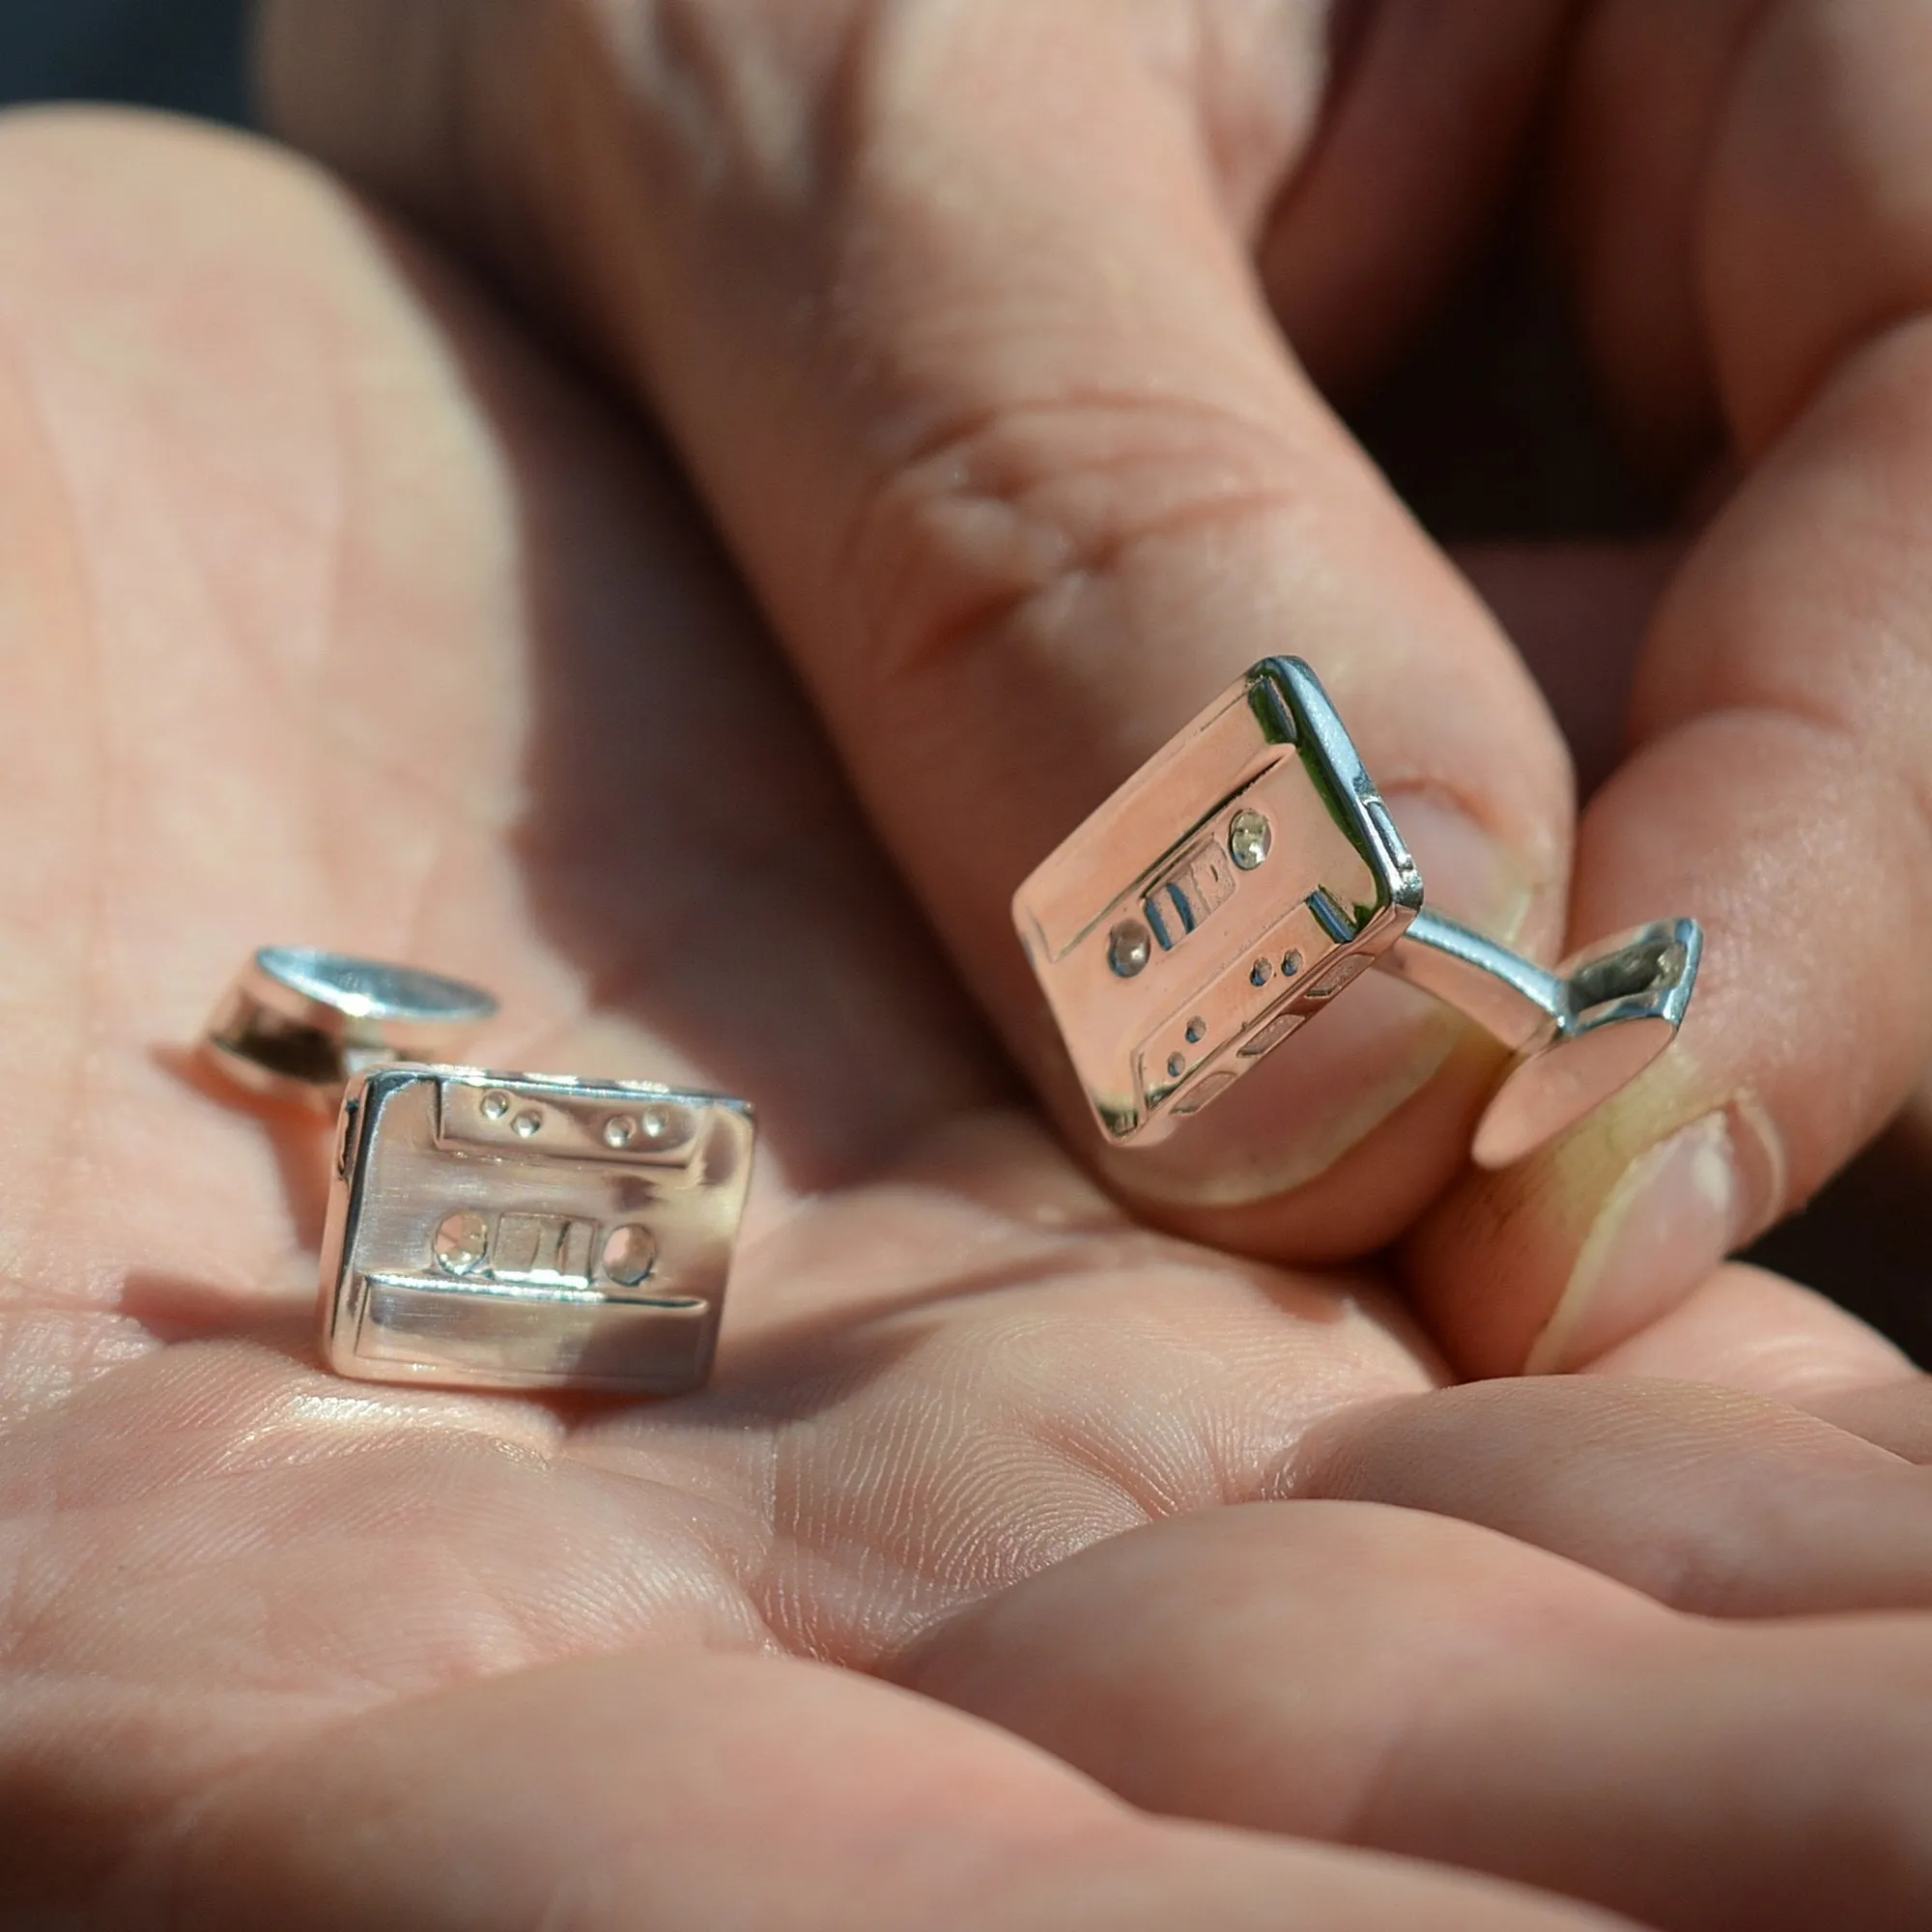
204, 659, 1697, 1400
201, 949, 754, 1400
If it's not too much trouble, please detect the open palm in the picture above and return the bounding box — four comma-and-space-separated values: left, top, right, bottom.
4, 113, 1932, 1932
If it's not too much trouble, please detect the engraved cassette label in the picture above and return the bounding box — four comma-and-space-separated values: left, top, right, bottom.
324, 1066, 754, 1394
1303, 952, 1374, 1002
1238, 1009, 1306, 1059
1010, 658, 1422, 1145
489, 1211, 597, 1287
1143, 837, 1239, 952
438, 1078, 700, 1170
1136, 893, 1343, 1109
1170, 1069, 1237, 1117
424, 1207, 659, 1296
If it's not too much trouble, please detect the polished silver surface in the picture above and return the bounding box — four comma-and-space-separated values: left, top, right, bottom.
200, 948, 753, 1397
1381, 907, 1569, 1049
322, 1066, 754, 1396
1012, 658, 1423, 1144
203, 946, 497, 1109
1012, 658, 1702, 1163
1465, 920, 1701, 1168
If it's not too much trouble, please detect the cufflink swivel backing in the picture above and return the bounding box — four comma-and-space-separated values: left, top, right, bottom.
202, 948, 754, 1397
1012, 659, 1701, 1169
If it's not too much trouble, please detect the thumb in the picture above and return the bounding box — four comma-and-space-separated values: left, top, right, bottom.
261, 0, 1574, 1257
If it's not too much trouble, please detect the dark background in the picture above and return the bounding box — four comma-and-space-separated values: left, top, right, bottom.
0, 0, 249, 124
2, 0, 1923, 1359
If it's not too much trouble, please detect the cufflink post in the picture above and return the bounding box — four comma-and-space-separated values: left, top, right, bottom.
1381, 911, 1700, 1167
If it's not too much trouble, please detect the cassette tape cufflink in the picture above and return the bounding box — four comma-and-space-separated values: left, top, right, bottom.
202, 948, 753, 1397
1012, 659, 1701, 1169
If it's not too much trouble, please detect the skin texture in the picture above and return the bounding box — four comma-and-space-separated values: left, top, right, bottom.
5, 105, 1932, 1931
249, 0, 1932, 1379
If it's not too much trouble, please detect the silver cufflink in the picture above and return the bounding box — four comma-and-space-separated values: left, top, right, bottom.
203, 948, 754, 1397
1011, 658, 1700, 1168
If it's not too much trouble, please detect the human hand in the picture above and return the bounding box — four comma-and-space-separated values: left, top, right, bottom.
258, 0, 1932, 1373
4, 106, 1932, 1932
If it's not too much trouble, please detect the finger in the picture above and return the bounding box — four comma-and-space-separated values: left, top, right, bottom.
1553, 0, 1765, 473
1261, 0, 1574, 397
1414, 0, 1932, 1372
1578, 1262, 1918, 1404
1453, 537, 1685, 801
1805, 1380, 1932, 1464
1293, 1371, 1932, 1616
898, 1501, 1932, 1932
259, 0, 1577, 1254
141, 1652, 1625, 1932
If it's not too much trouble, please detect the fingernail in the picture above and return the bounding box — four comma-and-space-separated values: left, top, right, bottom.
1391, 792, 1537, 941
1256, 792, 1536, 1189
1120, 794, 1537, 1207
1523, 1102, 1777, 1374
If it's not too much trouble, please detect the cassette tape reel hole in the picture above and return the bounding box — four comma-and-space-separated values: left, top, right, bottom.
602, 1224, 659, 1290
434, 1210, 491, 1277
1228, 809, 1271, 870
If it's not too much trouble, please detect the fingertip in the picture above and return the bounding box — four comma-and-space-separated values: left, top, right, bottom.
1112, 1019, 1499, 1267
1409, 1059, 1788, 1378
